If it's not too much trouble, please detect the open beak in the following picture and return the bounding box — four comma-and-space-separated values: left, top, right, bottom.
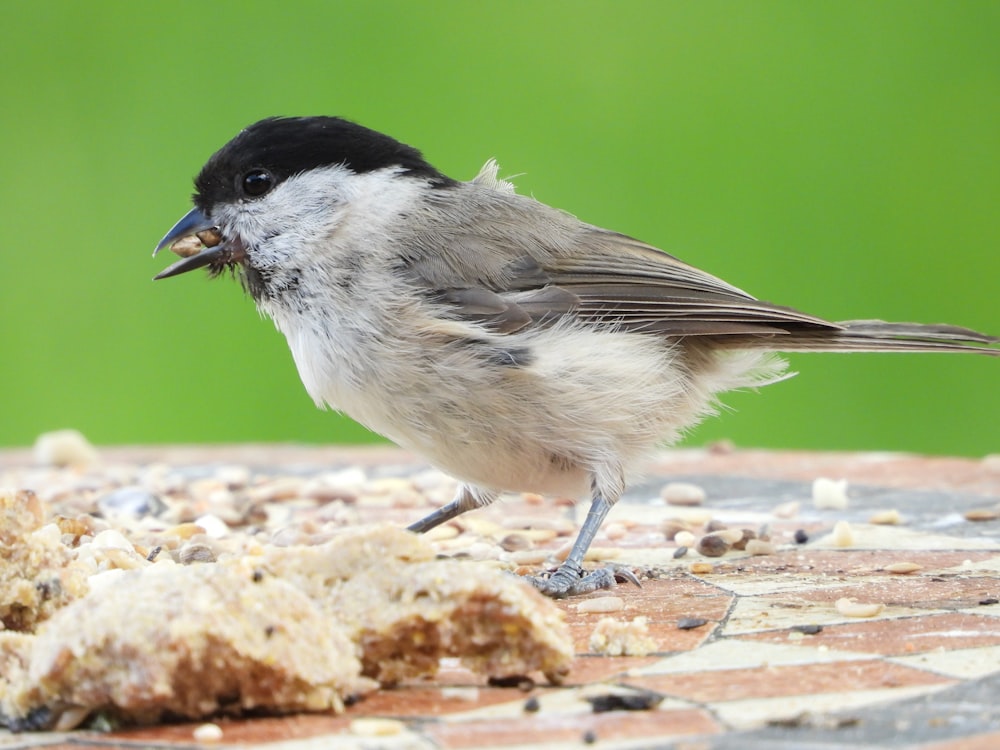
152, 208, 231, 280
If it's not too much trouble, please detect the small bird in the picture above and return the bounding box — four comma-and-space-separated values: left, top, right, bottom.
154, 116, 998, 597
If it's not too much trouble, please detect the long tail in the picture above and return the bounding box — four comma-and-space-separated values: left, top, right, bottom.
766, 320, 999, 355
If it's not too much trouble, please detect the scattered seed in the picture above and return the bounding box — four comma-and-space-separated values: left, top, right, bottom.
499, 532, 533, 552
523, 696, 540, 713
661, 519, 692, 541
586, 691, 663, 712
660, 482, 706, 506
831, 520, 854, 548
696, 534, 730, 557
836, 597, 884, 618
745, 539, 776, 556
677, 617, 709, 630
731, 529, 756, 550
583, 729, 598, 744
715, 528, 745, 545
813, 477, 849, 509
673, 546, 688, 559
793, 529, 809, 545
870, 509, 902, 525
885, 562, 922, 574
979, 598, 998, 606
964, 508, 999, 522
350, 718, 405, 737
772, 500, 801, 519
674, 530, 696, 548
576, 596, 625, 614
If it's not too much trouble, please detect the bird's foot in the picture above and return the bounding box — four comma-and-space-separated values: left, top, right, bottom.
528, 560, 641, 599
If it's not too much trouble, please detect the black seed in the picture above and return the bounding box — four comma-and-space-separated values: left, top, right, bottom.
586, 690, 663, 713
523, 696, 540, 713
792, 624, 823, 635
794, 529, 809, 544
673, 546, 688, 559
583, 729, 598, 744
677, 617, 709, 630
979, 597, 999, 606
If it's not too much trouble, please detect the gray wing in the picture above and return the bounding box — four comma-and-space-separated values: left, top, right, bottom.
400, 187, 839, 338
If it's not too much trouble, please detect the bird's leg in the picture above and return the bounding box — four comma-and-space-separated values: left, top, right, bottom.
408, 484, 495, 534
530, 476, 640, 598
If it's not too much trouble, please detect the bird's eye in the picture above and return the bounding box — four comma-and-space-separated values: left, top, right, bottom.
242, 169, 274, 197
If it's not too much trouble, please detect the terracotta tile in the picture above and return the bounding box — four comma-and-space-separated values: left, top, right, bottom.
788, 574, 999, 611
744, 611, 1000, 656
559, 577, 733, 654
622, 659, 953, 703
423, 707, 721, 749
914, 730, 1000, 750
563, 655, 663, 684
109, 714, 354, 745
712, 682, 957, 731
717, 549, 999, 578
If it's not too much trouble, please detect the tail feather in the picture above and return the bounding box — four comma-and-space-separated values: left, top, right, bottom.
763, 320, 999, 356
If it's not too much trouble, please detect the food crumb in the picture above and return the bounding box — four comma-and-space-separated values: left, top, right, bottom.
813, 478, 849, 509
589, 616, 657, 656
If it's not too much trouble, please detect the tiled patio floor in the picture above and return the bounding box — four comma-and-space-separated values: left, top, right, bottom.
1, 446, 998, 749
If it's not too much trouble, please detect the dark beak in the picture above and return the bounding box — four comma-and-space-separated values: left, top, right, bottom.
152, 207, 227, 281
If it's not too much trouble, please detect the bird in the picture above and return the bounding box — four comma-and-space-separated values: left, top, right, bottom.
153, 116, 998, 597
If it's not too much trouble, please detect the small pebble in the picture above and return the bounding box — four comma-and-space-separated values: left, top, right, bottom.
980, 598, 999, 606
689, 562, 714, 574
523, 696, 541, 713
793, 529, 809, 544
696, 534, 730, 557
576, 596, 625, 614
813, 477, 849, 509
583, 729, 597, 744
677, 617, 709, 630
192, 723, 223, 742
705, 519, 728, 532
660, 481, 706, 506
673, 546, 688, 559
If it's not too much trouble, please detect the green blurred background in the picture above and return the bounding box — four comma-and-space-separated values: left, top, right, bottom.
1, 1, 997, 456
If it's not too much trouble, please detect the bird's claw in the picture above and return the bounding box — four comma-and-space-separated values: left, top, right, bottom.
529, 562, 641, 599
